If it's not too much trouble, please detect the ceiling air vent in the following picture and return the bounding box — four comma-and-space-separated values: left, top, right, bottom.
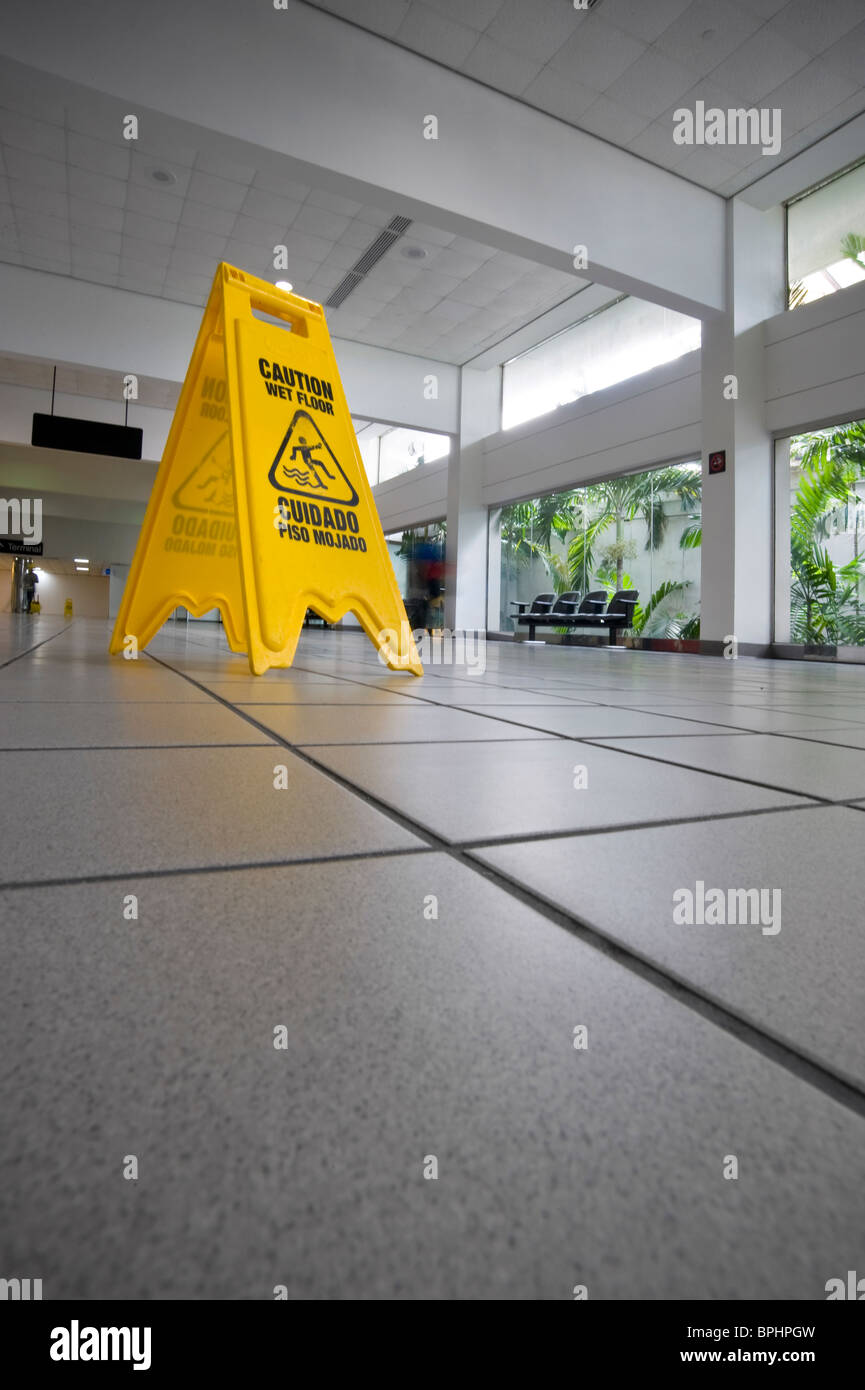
326, 215, 413, 309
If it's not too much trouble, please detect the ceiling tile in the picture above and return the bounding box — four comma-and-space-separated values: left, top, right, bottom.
577, 95, 649, 144
67, 132, 131, 181
306, 187, 364, 217
117, 275, 164, 296
548, 16, 646, 89
605, 48, 694, 119
24, 236, 71, 266
459, 36, 542, 95
68, 166, 126, 208
15, 209, 67, 243
69, 197, 123, 232
674, 144, 744, 187
251, 169, 311, 200
396, 3, 482, 67
293, 204, 351, 240
283, 228, 334, 262
120, 237, 172, 269
485, 0, 582, 64
70, 248, 121, 277
186, 171, 248, 211
599, 0, 694, 43
655, 0, 763, 78
173, 225, 229, 259
70, 223, 121, 255
627, 119, 699, 170
119, 254, 168, 281
766, 0, 865, 55
355, 205, 394, 227
3, 148, 66, 191
707, 27, 812, 105
521, 67, 599, 124
7, 180, 68, 219
764, 57, 859, 137
818, 21, 865, 86
405, 221, 455, 246
122, 211, 177, 246
0, 111, 66, 162
125, 184, 183, 222
180, 200, 238, 237
321, 242, 365, 271
130, 151, 193, 199
194, 152, 256, 184
231, 213, 286, 248
240, 187, 304, 225
313, 0, 411, 37
422, 0, 505, 31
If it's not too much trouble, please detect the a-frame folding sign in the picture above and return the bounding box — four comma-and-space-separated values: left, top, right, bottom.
110, 263, 422, 675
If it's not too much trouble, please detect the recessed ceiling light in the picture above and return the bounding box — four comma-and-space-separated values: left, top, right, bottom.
74, 557, 89, 563
401, 245, 427, 261
275, 280, 293, 292
150, 167, 177, 185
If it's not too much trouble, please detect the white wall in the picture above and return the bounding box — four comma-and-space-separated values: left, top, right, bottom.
482, 353, 702, 506
27, 571, 108, 617
373, 458, 449, 533
765, 278, 865, 436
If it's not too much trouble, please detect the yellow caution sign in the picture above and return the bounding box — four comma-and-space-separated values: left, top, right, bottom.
110, 263, 422, 675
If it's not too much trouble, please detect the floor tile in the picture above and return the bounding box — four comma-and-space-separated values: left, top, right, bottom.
0, 855, 860, 1300
0, 701, 272, 748
458, 705, 744, 738
0, 746, 421, 884
305, 739, 806, 842
240, 702, 555, 744
202, 681, 418, 705
634, 703, 861, 733
595, 731, 865, 799
472, 806, 865, 1088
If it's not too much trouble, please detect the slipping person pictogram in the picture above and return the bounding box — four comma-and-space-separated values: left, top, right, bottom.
268, 410, 359, 506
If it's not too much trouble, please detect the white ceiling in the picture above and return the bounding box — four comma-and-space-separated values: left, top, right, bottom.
0, 65, 586, 368
303, 0, 865, 197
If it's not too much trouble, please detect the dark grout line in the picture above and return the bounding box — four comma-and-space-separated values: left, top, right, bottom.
0, 624, 72, 669
145, 649, 865, 1122
0, 844, 435, 894
458, 851, 865, 1118
455, 799, 836, 851
577, 737, 838, 804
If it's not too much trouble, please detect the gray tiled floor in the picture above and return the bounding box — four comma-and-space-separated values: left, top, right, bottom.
1, 615, 863, 1300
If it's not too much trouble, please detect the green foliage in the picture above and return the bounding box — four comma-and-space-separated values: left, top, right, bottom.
789, 419, 865, 644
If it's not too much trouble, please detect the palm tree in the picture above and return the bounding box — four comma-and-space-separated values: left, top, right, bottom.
567, 464, 701, 590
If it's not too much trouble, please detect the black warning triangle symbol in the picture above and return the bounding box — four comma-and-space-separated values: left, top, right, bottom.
267, 409, 359, 507
173, 430, 235, 516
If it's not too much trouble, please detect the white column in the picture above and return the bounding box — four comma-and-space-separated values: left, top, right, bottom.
445, 366, 500, 633
700, 199, 785, 650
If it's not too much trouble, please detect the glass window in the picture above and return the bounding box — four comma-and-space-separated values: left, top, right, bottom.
502, 297, 701, 432
353, 420, 450, 486
787, 162, 865, 309
495, 463, 702, 641
785, 417, 865, 648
